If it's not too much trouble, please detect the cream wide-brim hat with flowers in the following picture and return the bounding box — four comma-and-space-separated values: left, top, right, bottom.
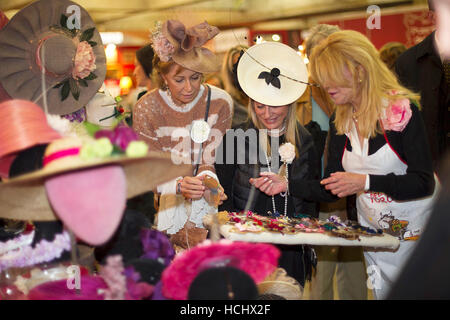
237, 41, 308, 107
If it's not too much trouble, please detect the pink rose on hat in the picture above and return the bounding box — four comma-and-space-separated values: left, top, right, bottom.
72, 41, 96, 80
381, 97, 412, 132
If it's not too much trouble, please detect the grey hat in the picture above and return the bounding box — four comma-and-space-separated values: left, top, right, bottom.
0, 0, 106, 115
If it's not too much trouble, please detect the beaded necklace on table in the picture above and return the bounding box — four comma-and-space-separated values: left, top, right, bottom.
262, 126, 289, 217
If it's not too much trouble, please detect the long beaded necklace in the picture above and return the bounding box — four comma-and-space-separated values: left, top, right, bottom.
262, 128, 289, 217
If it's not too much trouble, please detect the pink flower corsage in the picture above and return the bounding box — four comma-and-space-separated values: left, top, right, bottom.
72, 41, 96, 80
380, 97, 412, 132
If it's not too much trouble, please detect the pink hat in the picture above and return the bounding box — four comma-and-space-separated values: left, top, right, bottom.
161, 240, 280, 300
0, 100, 61, 158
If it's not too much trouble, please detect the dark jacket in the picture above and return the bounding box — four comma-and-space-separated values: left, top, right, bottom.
292, 103, 435, 203
395, 32, 450, 172
216, 120, 321, 218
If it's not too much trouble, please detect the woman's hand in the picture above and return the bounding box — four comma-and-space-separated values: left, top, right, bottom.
250, 172, 288, 196
179, 176, 205, 200
320, 172, 366, 197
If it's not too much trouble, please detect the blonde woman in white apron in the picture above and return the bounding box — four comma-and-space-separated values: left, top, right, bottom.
305, 31, 439, 299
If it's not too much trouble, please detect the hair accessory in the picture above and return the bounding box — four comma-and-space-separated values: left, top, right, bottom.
151, 20, 221, 73
151, 22, 175, 63
237, 42, 310, 106
258, 68, 281, 89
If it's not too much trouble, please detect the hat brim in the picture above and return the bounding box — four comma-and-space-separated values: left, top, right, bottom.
0, 0, 106, 115
0, 152, 192, 221
172, 48, 221, 74
237, 42, 308, 106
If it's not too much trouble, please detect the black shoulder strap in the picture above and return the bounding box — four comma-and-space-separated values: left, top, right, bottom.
194, 85, 212, 176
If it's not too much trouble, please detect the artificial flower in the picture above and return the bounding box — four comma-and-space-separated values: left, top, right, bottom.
279, 142, 295, 164
151, 23, 175, 62
72, 41, 96, 80
95, 124, 139, 151
62, 107, 86, 123
140, 229, 175, 267
380, 98, 412, 132
126, 141, 148, 157
99, 255, 127, 300
114, 125, 139, 150
79, 137, 113, 160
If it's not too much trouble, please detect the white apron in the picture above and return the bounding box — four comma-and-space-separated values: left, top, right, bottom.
342, 123, 439, 299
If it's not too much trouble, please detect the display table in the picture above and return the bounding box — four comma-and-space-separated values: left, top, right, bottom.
204, 212, 401, 250
220, 224, 400, 250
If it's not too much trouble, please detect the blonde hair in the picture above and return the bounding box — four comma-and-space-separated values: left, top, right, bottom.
221, 45, 249, 107
248, 100, 300, 158
309, 30, 420, 138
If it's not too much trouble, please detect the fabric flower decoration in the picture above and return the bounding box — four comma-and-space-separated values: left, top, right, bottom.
62, 107, 86, 123
151, 25, 175, 62
113, 125, 139, 151
152, 33, 175, 62
380, 98, 412, 132
95, 124, 138, 151
79, 137, 113, 160
279, 142, 295, 164
126, 141, 148, 157
140, 229, 175, 267
72, 41, 97, 80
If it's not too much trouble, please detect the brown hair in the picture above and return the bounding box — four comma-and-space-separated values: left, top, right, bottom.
379, 42, 407, 71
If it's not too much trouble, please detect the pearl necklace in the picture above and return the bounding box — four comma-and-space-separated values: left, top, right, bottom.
263, 149, 288, 217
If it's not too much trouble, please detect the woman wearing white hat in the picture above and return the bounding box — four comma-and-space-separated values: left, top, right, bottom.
215, 41, 322, 287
